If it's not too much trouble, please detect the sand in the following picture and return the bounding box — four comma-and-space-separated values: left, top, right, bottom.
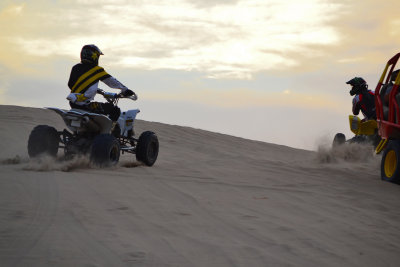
1, 104, 400, 267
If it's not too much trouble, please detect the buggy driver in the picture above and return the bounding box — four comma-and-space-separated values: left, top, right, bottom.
346, 77, 376, 120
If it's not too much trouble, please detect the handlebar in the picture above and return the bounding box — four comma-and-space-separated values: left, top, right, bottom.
97, 89, 137, 103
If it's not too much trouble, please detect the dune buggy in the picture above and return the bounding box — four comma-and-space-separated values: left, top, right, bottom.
374, 52, 400, 183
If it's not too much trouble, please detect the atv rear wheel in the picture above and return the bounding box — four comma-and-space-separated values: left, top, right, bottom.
90, 134, 120, 167
332, 133, 346, 148
28, 125, 59, 158
381, 140, 400, 184
136, 131, 159, 166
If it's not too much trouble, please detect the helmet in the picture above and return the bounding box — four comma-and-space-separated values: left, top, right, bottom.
347, 77, 367, 96
80, 44, 104, 65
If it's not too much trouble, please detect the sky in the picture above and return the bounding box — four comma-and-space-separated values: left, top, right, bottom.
0, 0, 399, 150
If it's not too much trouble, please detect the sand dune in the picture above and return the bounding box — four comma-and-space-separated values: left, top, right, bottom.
1, 105, 400, 267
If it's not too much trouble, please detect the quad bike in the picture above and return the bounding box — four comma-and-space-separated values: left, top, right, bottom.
374, 52, 400, 183
332, 115, 380, 148
27, 89, 159, 167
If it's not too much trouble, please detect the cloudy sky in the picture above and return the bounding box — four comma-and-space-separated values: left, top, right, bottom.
0, 0, 399, 150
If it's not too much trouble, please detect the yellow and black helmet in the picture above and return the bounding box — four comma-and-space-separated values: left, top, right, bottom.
80, 44, 104, 65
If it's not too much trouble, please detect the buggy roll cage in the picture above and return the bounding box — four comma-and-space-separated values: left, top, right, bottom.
375, 52, 400, 143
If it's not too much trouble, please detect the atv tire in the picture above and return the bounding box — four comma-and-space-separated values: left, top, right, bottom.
90, 134, 120, 167
381, 140, 400, 184
28, 125, 59, 158
136, 131, 159, 166
332, 133, 346, 148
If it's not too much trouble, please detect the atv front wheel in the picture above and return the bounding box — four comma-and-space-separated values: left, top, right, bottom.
332, 133, 346, 148
28, 125, 60, 158
136, 131, 159, 166
381, 140, 400, 184
90, 134, 120, 167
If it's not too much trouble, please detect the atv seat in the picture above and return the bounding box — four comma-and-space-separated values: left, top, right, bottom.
70, 108, 90, 113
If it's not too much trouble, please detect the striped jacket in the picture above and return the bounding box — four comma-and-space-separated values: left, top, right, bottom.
67, 63, 127, 105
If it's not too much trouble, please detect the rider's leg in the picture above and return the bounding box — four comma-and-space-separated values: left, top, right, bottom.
101, 103, 121, 121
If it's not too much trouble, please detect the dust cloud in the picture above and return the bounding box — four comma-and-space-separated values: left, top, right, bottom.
23, 155, 93, 172
316, 142, 377, 164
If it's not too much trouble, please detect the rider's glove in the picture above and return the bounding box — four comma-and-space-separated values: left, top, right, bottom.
122, 89, 134, 97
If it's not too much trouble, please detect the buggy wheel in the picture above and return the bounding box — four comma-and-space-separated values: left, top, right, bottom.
136, 131, 159, 166
28, 125, 59, 158
332, 133, 346, 148
381, 140, 400, 184
90, 134, 120, 167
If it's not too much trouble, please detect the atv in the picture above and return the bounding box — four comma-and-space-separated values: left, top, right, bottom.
27, 89, 159, 167
332, 115, 380, 148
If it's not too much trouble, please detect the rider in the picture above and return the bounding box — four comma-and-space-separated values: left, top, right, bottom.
67, 44, 136, 121
347, 77, 376, 120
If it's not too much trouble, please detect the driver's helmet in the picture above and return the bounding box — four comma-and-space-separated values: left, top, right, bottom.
347, 77, 368, 96
80, 44, 104, 65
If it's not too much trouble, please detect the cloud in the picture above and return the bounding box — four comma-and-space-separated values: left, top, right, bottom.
3, 3, 24, 15
390, 19, 400, 36
0, 0, 344, 79
328, 0, 400, 65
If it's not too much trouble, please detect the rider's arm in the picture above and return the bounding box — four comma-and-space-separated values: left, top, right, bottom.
67, 65, 78, 90
101, 76, 129, 93
352, 95, 361, 115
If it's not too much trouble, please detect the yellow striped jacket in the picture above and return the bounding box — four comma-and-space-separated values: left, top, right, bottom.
68, 63, 111, 94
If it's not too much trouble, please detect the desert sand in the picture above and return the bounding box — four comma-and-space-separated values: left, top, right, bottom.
1, 104, 400, 267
